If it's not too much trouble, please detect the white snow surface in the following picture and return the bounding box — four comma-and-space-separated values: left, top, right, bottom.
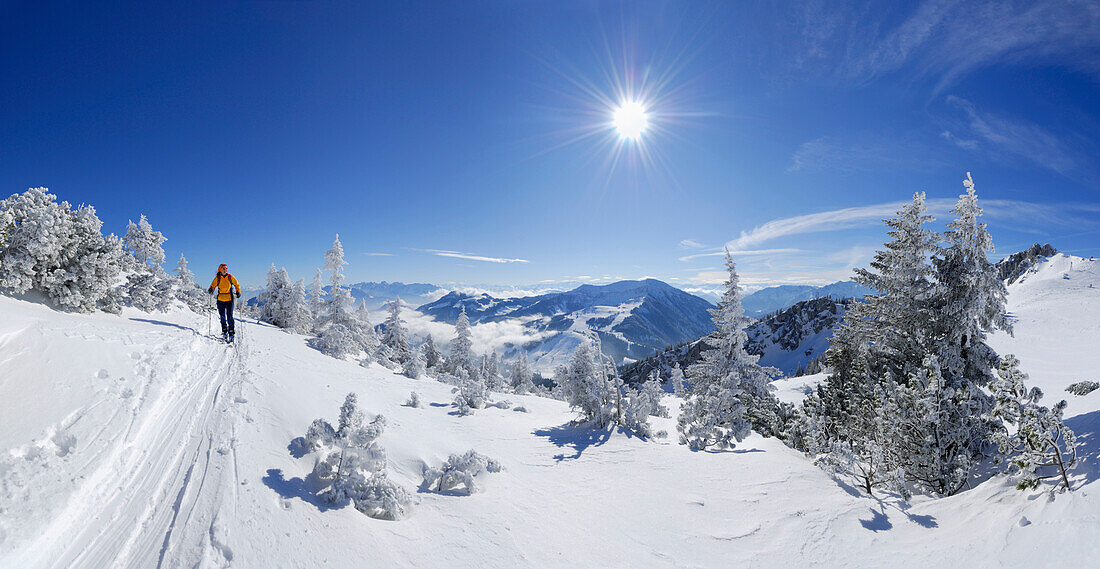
1, 253, 1098, 568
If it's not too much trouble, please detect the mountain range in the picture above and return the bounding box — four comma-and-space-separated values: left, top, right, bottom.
417, 279, 715, 372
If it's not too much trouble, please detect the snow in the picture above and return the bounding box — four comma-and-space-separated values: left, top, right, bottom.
1, 253, 1098, 567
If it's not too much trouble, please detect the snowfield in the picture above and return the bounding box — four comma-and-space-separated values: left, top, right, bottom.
1, 255, 1098, 568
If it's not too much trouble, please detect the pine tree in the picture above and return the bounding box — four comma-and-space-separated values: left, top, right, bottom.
447, 307, 475, 374
509, 353, 534, 394
309, 268, 325, 325
990, 355, 1077, 492
173, 253, 207, 312
381, 298, 412, 364
297, 393, 411, 520
312, 235, 369, 358
423, 334, 442, 370
678, 251, 779, 450
122, 214, 166, 269
557, 335, 622, 428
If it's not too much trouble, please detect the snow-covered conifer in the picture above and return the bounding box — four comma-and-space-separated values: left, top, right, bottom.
122, 214, 166, 269
402, 346, 426, 379
295, 393, 411, 520
557, 335, 622, 428
677, 251, 779, 450
423, 334, 442, 370
381, 298, 412, 364
446, 307, 475, 374
406, 391, 421, 408
421, 450, 502, 494
452, 368, 489, 415
991, 355, 1077, 492
509, 353, 535, 394
0, 189, 126, 313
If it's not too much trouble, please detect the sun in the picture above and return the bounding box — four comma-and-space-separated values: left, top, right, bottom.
612, 100, 649, 140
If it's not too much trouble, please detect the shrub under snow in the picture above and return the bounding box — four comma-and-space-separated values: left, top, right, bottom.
294, 393, 412, 520
421, 450, 502, 494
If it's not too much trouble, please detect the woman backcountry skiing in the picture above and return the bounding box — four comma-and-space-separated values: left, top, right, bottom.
208, 263, 241, 342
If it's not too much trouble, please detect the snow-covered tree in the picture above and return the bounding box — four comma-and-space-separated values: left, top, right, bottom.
308, 268, 325, 324
381, 298, 412, 365
509, 353, 535, 394
296, 393, 411, 520
678, 251, 779, 450
932, 172, 1010, 389
991, 355, 1077, 493
173, 253, 208, 312
481, 352, 505, 391
312, 235, 373, 358
452, 368, 489, 415
0, 188, 127, 313
402, 345, 426, 379
406, 391, 421, 408
421, 450, 502, 494
557, 335, 622, 428
423, 334, 442, 370
122, 214, 166, 269
620, 373, 669, 439
446, 307, 475, 374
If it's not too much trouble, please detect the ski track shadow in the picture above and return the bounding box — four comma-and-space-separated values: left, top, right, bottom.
261, 468, 336, 512
1066, 410, 1100, 487
128, 317, 198, 334
533, 424, 614, 462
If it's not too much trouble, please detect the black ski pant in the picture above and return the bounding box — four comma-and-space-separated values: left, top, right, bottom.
217, 299, 235, 335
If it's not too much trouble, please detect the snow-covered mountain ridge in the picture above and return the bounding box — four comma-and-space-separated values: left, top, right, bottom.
417, 278, 715, 372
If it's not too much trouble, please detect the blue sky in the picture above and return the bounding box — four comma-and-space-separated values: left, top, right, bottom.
2, 1, 1098, 291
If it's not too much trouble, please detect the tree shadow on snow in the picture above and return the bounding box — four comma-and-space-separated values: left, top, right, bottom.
1066, 410, 1100, 487
533, 424, 614, 461
857, 496, 938, 532
261, 468, 336, 512
128, 317, 199, 334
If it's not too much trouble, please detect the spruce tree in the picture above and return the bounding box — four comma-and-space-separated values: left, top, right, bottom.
677, 251, 779, 450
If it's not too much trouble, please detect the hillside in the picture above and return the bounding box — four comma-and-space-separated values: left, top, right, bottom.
0, 253, 1097, 568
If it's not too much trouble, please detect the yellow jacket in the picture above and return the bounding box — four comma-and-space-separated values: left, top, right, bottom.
209, 273, 241, 302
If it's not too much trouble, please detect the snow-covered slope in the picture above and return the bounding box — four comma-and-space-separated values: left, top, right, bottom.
418, 279, 715, 372
1, 254, 1098, 568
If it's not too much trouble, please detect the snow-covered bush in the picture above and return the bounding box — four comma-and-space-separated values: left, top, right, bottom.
452, 369, 489, 415
1066, 381, 1099, 397
313, 323, 359, 360
621, 374, 669, 439
991, 355, 1078, 493
421, 450, 502, 494
122, 215, 176, 312
296, 393, 411, 520
0, 188, 127, 313
678, 251, 779, 451
406, 391, 421, 408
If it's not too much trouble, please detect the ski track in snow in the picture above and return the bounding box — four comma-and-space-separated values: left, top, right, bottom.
3, 312, 251, 569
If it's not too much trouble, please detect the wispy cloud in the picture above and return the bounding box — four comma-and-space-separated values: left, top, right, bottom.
678, 239, 705, 249
363, 252, 395, 257
785, 1, 1100, 93
945, 96, 1079, 175
677, 248, 803, 262
787, 135, 938, 173
415, 249, 530, 264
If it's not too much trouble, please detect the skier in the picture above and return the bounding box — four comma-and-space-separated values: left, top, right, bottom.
208, 263, 241, 342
